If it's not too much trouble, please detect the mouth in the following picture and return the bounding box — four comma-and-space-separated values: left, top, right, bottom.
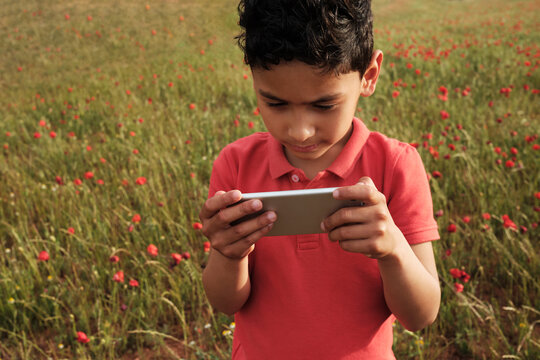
287, 143, 319, 153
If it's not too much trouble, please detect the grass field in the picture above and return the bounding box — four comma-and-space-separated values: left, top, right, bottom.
0, 0, 539, 359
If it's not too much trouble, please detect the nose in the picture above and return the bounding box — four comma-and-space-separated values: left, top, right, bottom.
287, 111, 315, 143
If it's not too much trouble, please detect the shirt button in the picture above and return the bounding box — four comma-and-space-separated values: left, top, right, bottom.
291, 174, 300, 183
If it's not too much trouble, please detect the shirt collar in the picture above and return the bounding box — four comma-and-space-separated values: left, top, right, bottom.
268, 117, 370, 180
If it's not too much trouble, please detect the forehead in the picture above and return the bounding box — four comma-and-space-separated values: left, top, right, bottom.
251, 61, 361, 101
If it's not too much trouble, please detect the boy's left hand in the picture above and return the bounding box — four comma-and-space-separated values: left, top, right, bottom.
321, 177, 404, 259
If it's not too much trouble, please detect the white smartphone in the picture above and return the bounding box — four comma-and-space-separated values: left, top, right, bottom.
231, 187, 363, 236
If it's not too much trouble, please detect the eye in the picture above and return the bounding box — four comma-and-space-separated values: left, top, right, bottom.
313, 104, 336, 110
266, 102, 287, 107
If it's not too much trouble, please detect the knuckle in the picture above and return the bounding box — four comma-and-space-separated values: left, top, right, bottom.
216, 210, 228, 223
374, 210, 388, 222
232, 224, 246, 237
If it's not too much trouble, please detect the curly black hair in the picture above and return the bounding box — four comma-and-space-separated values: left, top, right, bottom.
236, 0, 374, 75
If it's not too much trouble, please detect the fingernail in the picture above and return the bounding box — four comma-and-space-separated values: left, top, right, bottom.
333, 189, 339, 198
252, 200, 262, 210
320, 221, 326, 232
266, 212, 276, 222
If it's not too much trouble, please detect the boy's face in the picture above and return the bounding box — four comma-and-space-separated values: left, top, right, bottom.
252, 60, 373, 173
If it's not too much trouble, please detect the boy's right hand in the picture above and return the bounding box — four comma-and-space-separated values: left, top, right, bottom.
199, 190, 277, 260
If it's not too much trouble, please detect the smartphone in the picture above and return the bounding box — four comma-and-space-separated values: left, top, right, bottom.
230, 187, 363, 236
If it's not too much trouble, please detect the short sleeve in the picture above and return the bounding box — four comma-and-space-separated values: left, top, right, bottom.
386, 145, 439, 244
208, 146, 238, 198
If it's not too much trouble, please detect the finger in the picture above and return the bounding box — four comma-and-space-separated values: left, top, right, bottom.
321, 205, 368, 232
332, 177, 385, 206
338, 238, 378, 257
199, 190, 242, 220
217, 222, 275, 259
224, 210, 277, 240
327, 223, 373, 243
214, 198, 268, 227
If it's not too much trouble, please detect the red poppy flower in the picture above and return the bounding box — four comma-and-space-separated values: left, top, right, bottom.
109, 255, 119, 263
76, 331, 90, 344
502, 215, 517, 229
171, 253, 182, 265
147, 244, 158, 257
192, 222, 203, 230
84, 171, 94, 179
135, 177, 147, 185
129, 279, 139, 287
132, 214, 141, 223
67, 227, 75, 234
447, 224, 457, 233
432, 171, 442, 178
440, 110, 450, 120
38, 251, 49, 261
112, 270, 124, 283
454, 283, 464, 293
203, 241, 211, 252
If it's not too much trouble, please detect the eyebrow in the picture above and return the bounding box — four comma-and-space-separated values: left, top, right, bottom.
258, 89, 343, 104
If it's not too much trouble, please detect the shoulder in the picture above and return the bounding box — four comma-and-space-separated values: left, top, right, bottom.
364, 130, 421, 169
213, 132, 272, 169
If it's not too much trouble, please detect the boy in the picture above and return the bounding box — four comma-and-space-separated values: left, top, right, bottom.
200, 0, 440, 358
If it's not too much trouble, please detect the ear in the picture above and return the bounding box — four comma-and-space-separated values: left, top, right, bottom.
360, 50, 383, 97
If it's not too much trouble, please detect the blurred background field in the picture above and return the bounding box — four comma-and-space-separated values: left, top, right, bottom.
0, 0, 538, 359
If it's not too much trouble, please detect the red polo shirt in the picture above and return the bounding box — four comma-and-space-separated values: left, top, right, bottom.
208, 118, 439, 359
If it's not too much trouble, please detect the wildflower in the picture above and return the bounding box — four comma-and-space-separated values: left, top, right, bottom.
440, 110, 450, 120
132, 214, 141, 223
147, 244, 158, 257
447, 224, 457, 233
454, 283, 464, 293
462, 216, 471, 224
192, 222, 203, 230
203, 241, 211, 252
49, 131, 57, 138
109, 255, 119, 263
182, 252, 191, 260
73, 179, 82, 186
112, 271, 124, 283
129, 279, 139, 287
8, 297, 15, 304
84, 171, 94, 179
482, 213, 491, 220
392, 90, 400, 98
135, 177, 147, 185
248, 121, 254, 129
171, 253, 183, 265
502, 215, 517, 230
189, 103, 196, 110
38, 251, 50, 261
67, 227, 75, 234
76, 331, 90, 344
432, 171, 442, 178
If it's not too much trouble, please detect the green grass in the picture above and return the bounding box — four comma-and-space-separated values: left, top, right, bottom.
0, 0, 539, 359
